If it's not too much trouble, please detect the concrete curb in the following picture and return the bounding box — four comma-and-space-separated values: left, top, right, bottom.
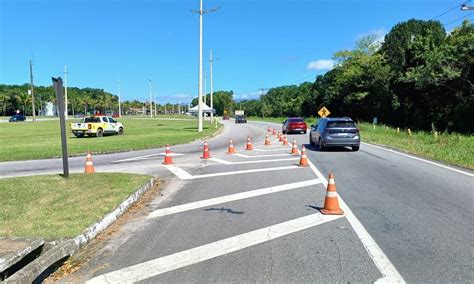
4, 177, 157, 283
0, 238, 44, 274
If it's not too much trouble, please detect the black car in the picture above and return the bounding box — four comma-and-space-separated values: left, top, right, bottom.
235, 115, 247, 123
9, 114, 26, 122
309, 117, 360, 151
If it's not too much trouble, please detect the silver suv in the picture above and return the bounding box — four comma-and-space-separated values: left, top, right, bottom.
309, 117, 360, 151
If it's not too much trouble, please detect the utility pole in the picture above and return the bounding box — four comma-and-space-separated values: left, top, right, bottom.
64, 65, 69, 120
116, 80, 122, 117
29, 60, 36, 122
148, 78, 153, 118
192, 0, 219, 132
209, 49, 219, 123
154, 89, 157, 115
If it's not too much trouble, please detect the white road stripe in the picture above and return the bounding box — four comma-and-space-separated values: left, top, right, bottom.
234, 153, 291, 158
87, 213, 343, 284
113, 152, 185, 163
164, 165, 301, 180
147, 179, 321, 218
164, 165, 193, 180
211, 157, 299, 165
363, 142, 474, 177
306, 156, 405, 283
253, 148, 290, 152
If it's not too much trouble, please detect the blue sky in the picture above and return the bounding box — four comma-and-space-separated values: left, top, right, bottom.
1, 0, 472, 103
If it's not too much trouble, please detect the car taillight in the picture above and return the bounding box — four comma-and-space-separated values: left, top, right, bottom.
88, 124, 91, 129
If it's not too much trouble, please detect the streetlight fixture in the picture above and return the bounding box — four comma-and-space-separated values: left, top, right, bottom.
192, 0, 219, 132
461, 4, 474, 10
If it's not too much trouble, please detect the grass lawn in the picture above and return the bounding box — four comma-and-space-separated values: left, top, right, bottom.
0, 173, 151, 238
247, 117, 473, 169
0, 118, 221, 161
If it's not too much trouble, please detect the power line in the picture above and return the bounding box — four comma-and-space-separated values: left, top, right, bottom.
444, 12, 474, 26
431, 1, 471, 20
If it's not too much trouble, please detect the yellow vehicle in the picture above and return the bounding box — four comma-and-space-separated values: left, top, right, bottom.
70, 116, 124, 138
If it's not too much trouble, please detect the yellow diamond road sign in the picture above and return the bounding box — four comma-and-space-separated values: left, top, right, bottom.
318, 106, 330, 118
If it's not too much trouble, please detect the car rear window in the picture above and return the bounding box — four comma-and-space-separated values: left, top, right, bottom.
327, 121, 356, 128
288, 118, 304, 123
84, 117, 100, 123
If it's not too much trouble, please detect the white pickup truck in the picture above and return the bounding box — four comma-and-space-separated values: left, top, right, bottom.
70, 116, 124, 138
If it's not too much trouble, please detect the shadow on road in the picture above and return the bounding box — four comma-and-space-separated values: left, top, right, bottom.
203, 207, 245, 215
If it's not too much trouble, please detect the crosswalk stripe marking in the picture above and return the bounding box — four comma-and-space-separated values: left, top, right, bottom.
147, 179, 321, 218
164, 165, 301, 180
87, 213, 343, 284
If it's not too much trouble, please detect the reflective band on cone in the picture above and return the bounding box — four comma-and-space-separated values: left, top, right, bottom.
201, 141, 211, 159
84, 151, 95, 173
298, 145, 308, 167
291, 139, 299, 155
227, 139, 236, 154
320, 173, 344, 215
163, 144, 174, 165
265, 134, 271, 146
246, 137, 253, 151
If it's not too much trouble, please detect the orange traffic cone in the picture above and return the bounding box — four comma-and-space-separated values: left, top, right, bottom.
246, 136, 254, 151
320, 173, 344, 215
84, 152, 95, 173
201, 141, 211, 159
267, 126, 271, 133
282, 135, 288, 145
265, 134, 271, 145
278, 132, 284, 142
291, 139, 299, 155
272, 128, 277, 136
299, 145, 308, 167
227, 139, 236, 154
162, 144, 174, 165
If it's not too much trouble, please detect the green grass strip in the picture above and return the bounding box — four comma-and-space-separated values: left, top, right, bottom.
0, 173, 151, 238
0, 118, 221, 161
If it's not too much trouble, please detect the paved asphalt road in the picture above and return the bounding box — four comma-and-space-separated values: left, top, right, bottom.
2, 120, 473, 283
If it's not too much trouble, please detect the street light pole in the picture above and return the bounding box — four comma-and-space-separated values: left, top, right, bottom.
148, 78, 153, 119
209, 49, 219, 123
116, 80, 121, 117
193, 0, 219, 132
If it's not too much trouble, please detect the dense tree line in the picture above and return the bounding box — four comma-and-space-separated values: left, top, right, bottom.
241, 19, 473, 133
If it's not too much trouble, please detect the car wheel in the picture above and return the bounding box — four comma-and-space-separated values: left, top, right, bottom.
318, 138, 324, 151
309, 134, 315, 146
118, 127, 124, 135
96, 128, 103, 138
352, 145, 360, 151
304, 130, 307, 134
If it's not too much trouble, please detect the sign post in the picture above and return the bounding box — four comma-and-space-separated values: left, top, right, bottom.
52, 77, 69, 177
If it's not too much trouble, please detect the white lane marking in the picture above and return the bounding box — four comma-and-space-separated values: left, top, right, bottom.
234, 153, 291, 158
113, 153, 185, 163
306, 157, 405, 283
209, 157, 233, 165
87, 213, 343, 284
363, 142, 474, 177
164, 165, 193, 180
253, 148, 289, 152
211, 157, 299, 165
164, 165, 301, 180
148, 179, 321, 218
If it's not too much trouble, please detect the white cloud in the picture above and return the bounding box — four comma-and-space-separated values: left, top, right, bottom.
306, 59, 335, 71
357, 28, 387, 44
